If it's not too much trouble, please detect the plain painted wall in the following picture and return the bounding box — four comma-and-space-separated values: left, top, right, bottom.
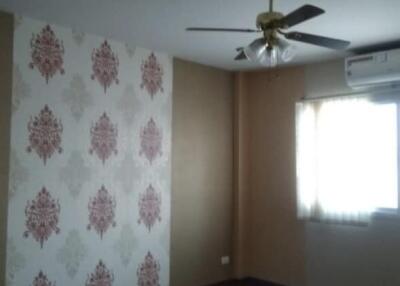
171, 59, 234, 286
236, 67, 307, 286
235, 59, 400, 286
0, 10, 13, 286
304, 60, 400, 286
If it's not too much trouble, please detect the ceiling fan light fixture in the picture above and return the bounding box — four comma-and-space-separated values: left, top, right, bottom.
259, 46, 278, 67
243, 38, 295, 67
244, 38, 267, 62
278, 38, 297, 62
186, 0, 351, 67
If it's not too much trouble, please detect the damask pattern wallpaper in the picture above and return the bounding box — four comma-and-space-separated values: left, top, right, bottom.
6, 16, 172, 286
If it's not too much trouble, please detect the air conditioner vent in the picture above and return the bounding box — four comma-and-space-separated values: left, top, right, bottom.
345, 49, 400, 88
347, 55, 374, 66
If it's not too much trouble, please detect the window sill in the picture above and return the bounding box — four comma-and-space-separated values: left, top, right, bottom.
372, 208, 400, 221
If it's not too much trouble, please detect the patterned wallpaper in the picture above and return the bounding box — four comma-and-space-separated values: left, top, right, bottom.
6, 16, 172, 286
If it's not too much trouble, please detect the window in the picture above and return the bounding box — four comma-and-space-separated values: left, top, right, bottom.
296, 95, 399, 223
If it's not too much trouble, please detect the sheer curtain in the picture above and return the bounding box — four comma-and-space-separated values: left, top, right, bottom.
296, 96, 398, 224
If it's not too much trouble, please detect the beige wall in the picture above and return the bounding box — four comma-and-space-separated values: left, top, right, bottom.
305, 60, 351, 98
171, 58, 308, 286
235, 67, 307, 286
171, 60, 348, 286
0, 11, 13, 286
171, 59, 234, 286
234, 61, 355, 286
235, 59, 400, 286
304, 60, 400, 286
233, 73, 251, 278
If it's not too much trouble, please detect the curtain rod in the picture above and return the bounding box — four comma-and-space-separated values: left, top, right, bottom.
300, 84, 400, 102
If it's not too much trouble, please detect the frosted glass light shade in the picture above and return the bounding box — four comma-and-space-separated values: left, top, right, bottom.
260, 46, 278, 67
244, 38, 267, 62
243, 37, 296, 67
278, 39, 296, 62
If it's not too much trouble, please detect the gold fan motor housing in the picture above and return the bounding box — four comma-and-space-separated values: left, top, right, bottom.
256, 11, 283, 45
256, 11, 284, 30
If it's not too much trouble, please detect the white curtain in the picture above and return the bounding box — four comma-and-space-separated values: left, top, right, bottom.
296, 96, 398, 224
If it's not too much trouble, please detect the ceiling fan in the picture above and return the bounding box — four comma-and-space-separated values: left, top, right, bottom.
186, 0, 351, 66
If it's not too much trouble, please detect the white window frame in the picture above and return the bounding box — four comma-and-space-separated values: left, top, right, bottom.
299, 90, 400, 220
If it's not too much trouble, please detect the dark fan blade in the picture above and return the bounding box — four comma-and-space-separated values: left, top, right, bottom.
235, 50, 248, 61
186, 27, 259, 33
284, 31, 350, 50
279, 5, 325, 28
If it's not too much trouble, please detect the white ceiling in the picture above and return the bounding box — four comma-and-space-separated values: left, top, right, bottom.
1, 0, 400, 71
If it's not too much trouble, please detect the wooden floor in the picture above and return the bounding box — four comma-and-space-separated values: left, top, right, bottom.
210, 281, 244, 286
210, 278, 283, 286
216, 281, 244, 286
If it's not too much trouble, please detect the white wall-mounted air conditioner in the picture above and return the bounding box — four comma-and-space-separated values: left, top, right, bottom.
345, 48, 400, 88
